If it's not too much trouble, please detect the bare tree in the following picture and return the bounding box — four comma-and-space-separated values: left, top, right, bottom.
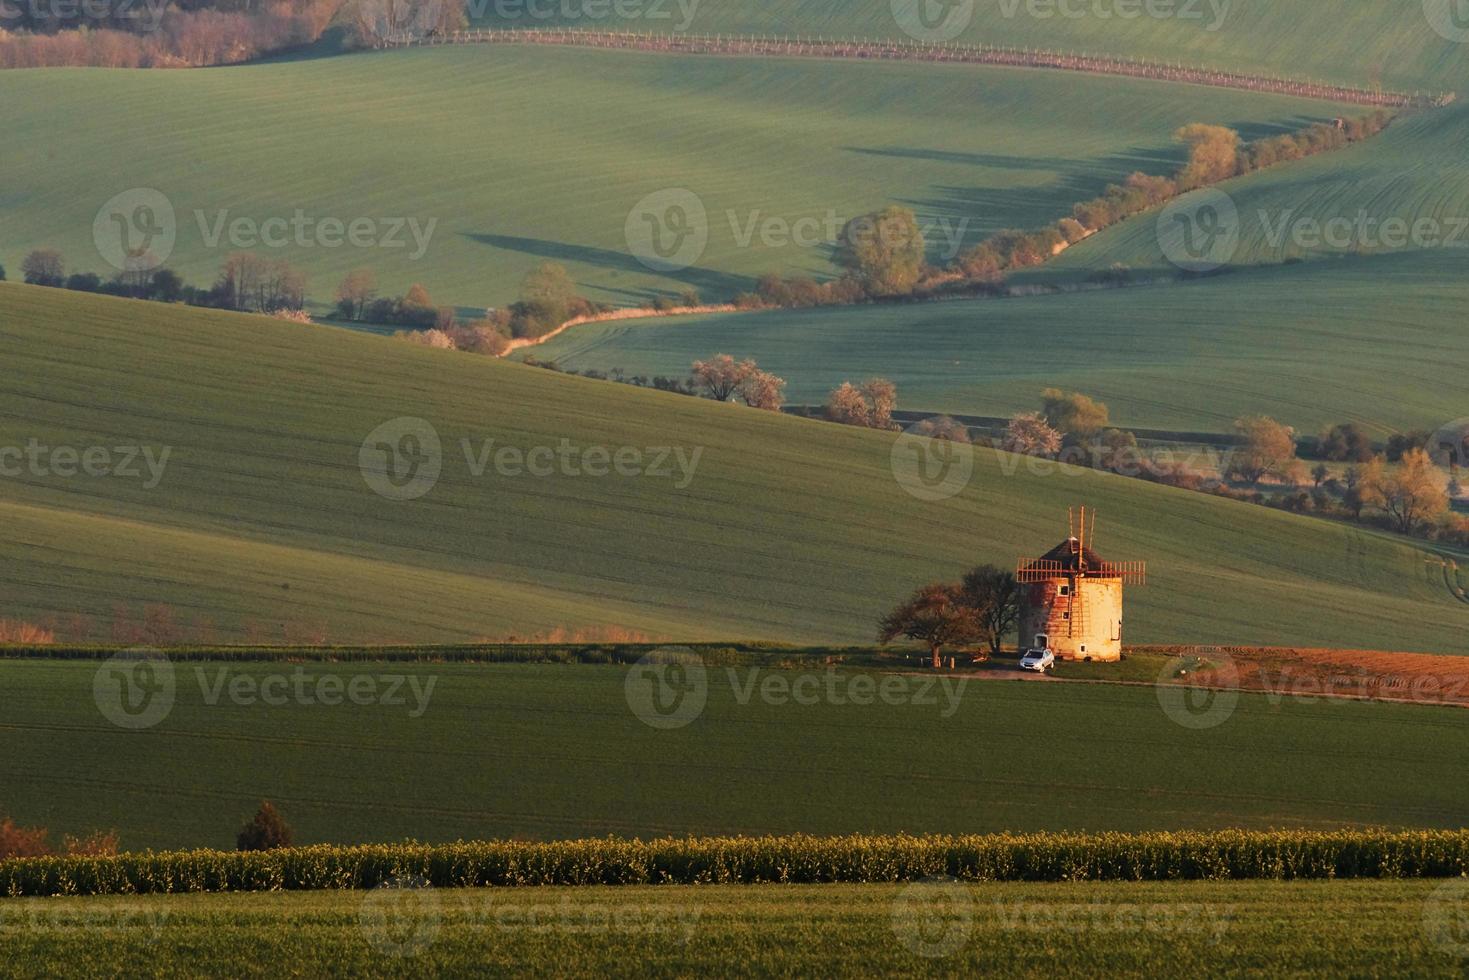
21, 248, 65, 287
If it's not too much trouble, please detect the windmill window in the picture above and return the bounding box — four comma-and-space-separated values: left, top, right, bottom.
1062, 612, 1071, 621
1057, 584, 1071, 596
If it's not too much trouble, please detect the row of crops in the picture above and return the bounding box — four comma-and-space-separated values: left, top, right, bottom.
6, 832, 1469, 897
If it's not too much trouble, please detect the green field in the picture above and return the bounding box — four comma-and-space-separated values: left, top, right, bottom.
1, 284, 1466, 649
525, 93, 1469, 433
0, 46, 1348, 309
521, 249, 1469, 435
2, 877, 1468, 976
1033, 98, 1469, 281
5, 659, 1469, 849
472, 0, 1469, 94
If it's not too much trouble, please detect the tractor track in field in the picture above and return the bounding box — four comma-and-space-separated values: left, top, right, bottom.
382, 29, 1455, 109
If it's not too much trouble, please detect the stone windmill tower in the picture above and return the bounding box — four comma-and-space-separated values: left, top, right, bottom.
1016, 507, 1147, 662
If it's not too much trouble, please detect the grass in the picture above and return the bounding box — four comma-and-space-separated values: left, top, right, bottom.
1, 284, 1467, 649
1033, 99, 1469, 281
525, 93, 1469, 433
470, 0, 1469, 94
2, 881, 1466, 977
0, 45, 1348, 309
6, 659, 1469, 849
521, 248, 1469, 435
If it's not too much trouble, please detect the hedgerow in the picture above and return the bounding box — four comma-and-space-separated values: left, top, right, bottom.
3, 831, 1468, 898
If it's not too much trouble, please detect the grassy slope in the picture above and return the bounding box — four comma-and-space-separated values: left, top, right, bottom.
0, 46, 1345, 309
528, 100, 1469, 434
473, 0, 1469, 93
2, 882, 1459, 977
6, 661, 1469, 847
523, 250, 1469, 435
1, 285, 1465, 650
1034, 99, 1469, 281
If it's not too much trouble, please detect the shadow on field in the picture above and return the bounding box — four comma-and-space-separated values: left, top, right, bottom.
466, 233, 748, 300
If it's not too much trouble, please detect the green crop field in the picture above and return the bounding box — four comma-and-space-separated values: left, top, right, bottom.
1032, 98, 1469, 282
2, 880, 1465, 977
523, 248, 1469, 435
0, 45, 1348, 310
5, 660, 1469, 849
1, 284, 1465, 650
525, 96, 1469, 434
471, 0, 1469, 94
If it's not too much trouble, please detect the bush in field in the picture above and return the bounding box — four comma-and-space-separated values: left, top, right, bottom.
1319, 423, 1375, 463
1227, 415, 1297, 483
826, 379, 897, 430
834, 206, 926, 297
237, 802, 294, 852
1001, 413, 1062, 458
0, 620, 55, 644
21, 248, 65, 287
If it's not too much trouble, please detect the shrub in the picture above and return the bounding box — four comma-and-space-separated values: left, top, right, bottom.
236, 802, 294, 852
0, 620, 55, 644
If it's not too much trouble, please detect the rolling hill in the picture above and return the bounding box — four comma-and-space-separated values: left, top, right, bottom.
0, 283, 1464, 650
0, 45, 1348, 310
470, 0, 1469, 94
519, 250, 1469, 435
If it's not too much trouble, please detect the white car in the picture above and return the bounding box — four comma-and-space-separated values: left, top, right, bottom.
1019, 648, 1056, 673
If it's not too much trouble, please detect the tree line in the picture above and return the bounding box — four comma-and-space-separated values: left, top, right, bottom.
12, 246, 306, 313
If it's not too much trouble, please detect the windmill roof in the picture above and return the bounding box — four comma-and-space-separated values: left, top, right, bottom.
1024, 537, 1107, 572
